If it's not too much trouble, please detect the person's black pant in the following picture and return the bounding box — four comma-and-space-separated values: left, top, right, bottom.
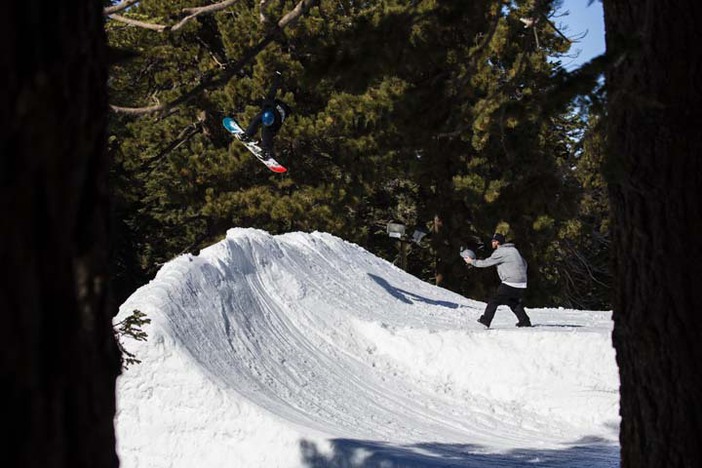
245, 111, 276, 154
480, 284, 531, 326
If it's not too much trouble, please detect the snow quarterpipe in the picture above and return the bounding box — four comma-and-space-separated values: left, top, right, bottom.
115, 228, 620, 467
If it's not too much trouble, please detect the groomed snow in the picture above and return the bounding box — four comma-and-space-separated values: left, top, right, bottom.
115, 228, 620, 467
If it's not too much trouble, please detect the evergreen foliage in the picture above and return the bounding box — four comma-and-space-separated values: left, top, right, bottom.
114, 310, 151, 369
107, 0, 609, 308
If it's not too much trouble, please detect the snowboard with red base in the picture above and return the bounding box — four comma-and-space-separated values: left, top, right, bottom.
222, 117, 287, 173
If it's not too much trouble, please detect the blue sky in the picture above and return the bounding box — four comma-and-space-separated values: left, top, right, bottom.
553, 0, 605, 69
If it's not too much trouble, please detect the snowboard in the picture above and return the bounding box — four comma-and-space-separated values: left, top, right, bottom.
222, 117, 287, 173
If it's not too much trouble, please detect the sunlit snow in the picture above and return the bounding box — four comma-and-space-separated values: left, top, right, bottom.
115, 228, 619, 467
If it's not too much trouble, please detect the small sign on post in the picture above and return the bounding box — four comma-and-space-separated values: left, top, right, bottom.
386, 222, 406, 239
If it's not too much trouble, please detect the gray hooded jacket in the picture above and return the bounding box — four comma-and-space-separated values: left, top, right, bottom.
472, 243, 528, 286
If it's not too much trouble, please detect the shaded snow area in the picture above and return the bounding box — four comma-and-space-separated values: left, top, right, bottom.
115, 228, 620, 467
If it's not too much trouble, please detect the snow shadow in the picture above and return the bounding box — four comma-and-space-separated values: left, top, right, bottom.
300, 437, 619, 467
534, 324, 584, 329
368, 274, 460, 309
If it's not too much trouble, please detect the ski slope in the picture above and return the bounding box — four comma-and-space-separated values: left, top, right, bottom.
115, 228, 620, 467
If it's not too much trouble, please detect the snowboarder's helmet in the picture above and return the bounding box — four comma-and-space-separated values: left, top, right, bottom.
262, 109, 275, 126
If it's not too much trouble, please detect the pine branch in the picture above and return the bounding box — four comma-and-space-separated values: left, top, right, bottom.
110, 36, 271, 116
143, 122, 204, 175
278, 0, 317, 29
105, 0, 141, 15
540, 12, 573, 44
110, 0, 320, 116
106, 0, 241, 32
109, 13, 167, 32
114, 310, 151, 369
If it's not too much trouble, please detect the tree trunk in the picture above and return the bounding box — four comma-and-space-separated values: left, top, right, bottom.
603, 1, 702, 466
1, 2, 119, 467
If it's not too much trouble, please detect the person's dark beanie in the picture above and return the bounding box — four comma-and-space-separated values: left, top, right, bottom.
492, 233, 506, 244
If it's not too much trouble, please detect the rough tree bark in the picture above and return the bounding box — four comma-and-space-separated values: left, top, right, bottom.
1, 1, 120, 467
603, 1, 702, 466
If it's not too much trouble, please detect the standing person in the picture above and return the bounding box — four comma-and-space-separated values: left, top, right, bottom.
240, 71, 292, 158
464, 233, 532, 328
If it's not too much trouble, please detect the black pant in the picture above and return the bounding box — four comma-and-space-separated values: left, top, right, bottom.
480, 284, 531, 326
245, 111, 277, 154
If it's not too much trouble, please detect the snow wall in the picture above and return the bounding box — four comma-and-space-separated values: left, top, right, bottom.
115, 228, 620, 467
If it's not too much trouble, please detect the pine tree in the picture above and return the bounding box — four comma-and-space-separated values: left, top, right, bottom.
106, 0, 603, 307
409, 0, 588, 303
550, 108, 611, 309
107, 1, 419, 285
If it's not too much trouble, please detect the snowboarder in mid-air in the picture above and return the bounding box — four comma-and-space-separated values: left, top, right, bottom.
239, 71, 292, 159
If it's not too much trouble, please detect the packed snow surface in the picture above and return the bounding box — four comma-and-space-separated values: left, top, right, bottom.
115, 228, 620, 467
